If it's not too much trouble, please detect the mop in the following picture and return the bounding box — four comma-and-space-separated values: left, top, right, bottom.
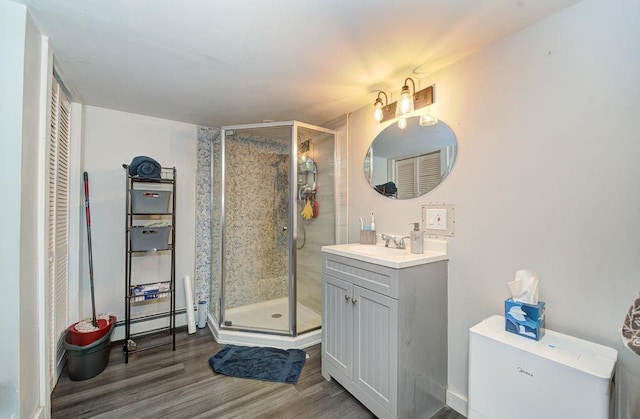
68, 172, 115, 345
85, 171, 98, 327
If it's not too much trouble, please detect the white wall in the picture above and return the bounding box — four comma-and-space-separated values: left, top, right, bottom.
0, 1, 45, 417
20, 10, 45, 418
82, 106, 197, 339
346, 0, 640, 416
0, 3, 27, 416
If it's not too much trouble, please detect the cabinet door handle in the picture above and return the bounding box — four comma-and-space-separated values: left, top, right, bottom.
351, 297, 358, 304
344, 294, 351, 301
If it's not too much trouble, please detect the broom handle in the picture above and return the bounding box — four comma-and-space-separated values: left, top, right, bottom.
84, 172, 98, 327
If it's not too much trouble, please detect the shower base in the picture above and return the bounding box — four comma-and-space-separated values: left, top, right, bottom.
208, 297, 321, 349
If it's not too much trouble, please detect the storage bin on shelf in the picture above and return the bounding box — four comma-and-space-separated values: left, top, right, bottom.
130, 225, 171, 251
131, 190, 172, 213
129, 282, 171, 302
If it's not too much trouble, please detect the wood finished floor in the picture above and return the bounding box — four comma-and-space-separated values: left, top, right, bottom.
51, 327, 464, 419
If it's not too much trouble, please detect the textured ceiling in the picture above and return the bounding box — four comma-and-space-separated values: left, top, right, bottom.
17, 0, 581, 127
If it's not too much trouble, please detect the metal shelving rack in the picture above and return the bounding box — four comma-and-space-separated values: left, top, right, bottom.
123, 165, 176, 363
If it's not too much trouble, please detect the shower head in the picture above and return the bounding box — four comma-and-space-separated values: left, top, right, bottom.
299, 184, 311, 201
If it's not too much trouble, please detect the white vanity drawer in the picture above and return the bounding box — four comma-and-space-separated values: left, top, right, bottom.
323, 253, 399, 298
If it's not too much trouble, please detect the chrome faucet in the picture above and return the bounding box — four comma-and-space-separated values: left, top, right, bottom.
381, 234, 410, 249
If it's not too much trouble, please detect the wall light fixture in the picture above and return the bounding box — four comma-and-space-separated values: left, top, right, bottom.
373, 91, 389, 122
373, 82, 435, 128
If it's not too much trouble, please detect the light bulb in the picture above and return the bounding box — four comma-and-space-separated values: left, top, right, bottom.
395, 78, 416, 117
373, 99, 383, 122
398, 117, 408, 129
398, 89, 413, 115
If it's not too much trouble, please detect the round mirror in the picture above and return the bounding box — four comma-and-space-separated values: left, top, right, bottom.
365, 116, 457, 199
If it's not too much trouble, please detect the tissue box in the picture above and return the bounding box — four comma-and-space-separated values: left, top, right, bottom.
504, 298, 546, 340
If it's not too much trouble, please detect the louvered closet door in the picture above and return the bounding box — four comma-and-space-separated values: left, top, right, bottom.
48, 76, 71, 379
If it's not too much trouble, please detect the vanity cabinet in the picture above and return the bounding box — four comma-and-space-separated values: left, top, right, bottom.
321, 252, 447, 419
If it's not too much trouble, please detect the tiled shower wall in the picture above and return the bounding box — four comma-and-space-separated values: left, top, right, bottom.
223, 133, 290, 309
196, 127, 218, 312
196, 127, 290, 312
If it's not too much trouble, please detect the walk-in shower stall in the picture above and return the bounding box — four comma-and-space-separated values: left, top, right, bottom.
209, 121, 336, 348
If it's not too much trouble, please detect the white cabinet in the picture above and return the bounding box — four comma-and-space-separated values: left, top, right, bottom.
323, 275, 353, 378
322, 252, 447, 419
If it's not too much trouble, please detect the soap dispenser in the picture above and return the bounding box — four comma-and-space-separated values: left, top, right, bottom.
409, 222, 424, 254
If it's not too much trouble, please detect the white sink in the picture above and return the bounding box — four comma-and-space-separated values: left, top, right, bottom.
346, 244, 407, 257
322, 240, 448, 269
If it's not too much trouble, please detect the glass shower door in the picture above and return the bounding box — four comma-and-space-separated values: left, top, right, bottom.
294, 123, 335, 335
221, 124, 292, 334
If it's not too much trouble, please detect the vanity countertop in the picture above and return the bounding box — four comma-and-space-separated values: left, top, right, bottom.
322, 240, 448, 269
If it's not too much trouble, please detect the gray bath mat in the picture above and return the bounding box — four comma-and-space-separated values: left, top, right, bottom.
209, 344, 306, 384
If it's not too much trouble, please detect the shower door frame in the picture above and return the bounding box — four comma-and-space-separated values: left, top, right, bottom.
217, 120, 335, 337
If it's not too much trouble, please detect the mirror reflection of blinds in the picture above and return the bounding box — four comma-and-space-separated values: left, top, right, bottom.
395, 150, 441, 198
418, 152, 441, 194
396, 159, 416, 199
